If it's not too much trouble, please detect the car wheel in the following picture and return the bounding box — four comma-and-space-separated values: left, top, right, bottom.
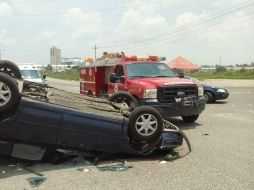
181, 114, 199, 123
128, 106, 163, 142
109, 92, 138, 110
204, 91, 214, 103
0, 60, 22, 80
0, 73, 20, 113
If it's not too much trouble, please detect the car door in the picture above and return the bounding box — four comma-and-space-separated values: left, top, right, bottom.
57, 109, 124, 151
3, 100, 62, 146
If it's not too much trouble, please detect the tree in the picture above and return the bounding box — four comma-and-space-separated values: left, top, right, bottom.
45, 64, 53, 71
215, 65, 227, 72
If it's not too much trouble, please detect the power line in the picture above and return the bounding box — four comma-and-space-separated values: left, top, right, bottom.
8, 0, 57, 3
97, 0, 254, 49
131, 16, 254, 51
2, 0, 176, 17
130, 12, 254, 50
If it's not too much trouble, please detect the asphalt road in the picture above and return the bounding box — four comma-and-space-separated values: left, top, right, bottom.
47, 77, 80, 94
0, 79, 253, 190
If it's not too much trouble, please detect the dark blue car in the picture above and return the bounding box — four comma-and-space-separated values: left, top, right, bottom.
0, 60, 188, 160
185, 76, 229, 103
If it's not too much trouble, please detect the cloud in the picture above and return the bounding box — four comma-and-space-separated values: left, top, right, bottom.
0, 2, 13, 17
170, 8, 254, 44
64, 8, 103, 40
0, 29, 16, 47
175, 11, 209, 26
212, 0, 249, 7
203, 11, 253, 44
35, 30, 57, 44
115, 1, 168, 43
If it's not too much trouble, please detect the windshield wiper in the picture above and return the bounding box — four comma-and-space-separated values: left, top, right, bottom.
154, 75, 172, 77
129, 76, 149, 78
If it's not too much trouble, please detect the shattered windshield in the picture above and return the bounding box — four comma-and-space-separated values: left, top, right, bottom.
21, 70, 40, 79
126, 63, 176, 79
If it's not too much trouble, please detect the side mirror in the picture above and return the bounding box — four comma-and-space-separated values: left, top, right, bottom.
119, 76, 125, 83
178, 72, 184, 78
110, 73, 117, 83
110, 73, 125, 83
42, 75, 47, 79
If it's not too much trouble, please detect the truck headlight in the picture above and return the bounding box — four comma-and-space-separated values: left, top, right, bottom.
144, 89, 157, 99
198, 86, 204, 96
217, 89, 226, 93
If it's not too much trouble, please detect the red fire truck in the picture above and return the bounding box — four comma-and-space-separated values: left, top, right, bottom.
80, 53, 206, 122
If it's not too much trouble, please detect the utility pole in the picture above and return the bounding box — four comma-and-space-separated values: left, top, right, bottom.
219, 55, 222, 66
92, 45, 97, 60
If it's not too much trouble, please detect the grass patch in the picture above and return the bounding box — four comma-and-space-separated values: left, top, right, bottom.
46, 68, 254, 81
47, 69, 80, 81
189, 69, 254, 80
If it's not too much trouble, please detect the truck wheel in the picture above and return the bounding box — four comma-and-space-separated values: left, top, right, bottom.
0, 60, 22, 80
109, 92, 138, 110
87, 90, 93, 96
128, 106, 163, 142
181, 114, 199, 123
204, 91, 214, 103
0, 73, 20, 113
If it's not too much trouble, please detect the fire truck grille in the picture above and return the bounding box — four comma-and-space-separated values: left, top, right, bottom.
157, 86, 198, 103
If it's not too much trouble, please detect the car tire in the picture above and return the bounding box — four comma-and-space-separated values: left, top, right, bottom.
0, 60, 22, 80
109, 91, 138, 110
0, 72, 20, 113
204, 91, 214, 103
128, 106, 163, 143
181, 114, 199, 123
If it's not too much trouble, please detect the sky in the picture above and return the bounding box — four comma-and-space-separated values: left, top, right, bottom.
0, 0, 254, 66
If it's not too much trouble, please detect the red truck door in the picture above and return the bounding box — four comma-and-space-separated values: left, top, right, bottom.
108, 65, 127, 96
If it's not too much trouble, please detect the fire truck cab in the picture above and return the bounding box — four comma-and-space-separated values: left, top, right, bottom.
80, 53, 206, 122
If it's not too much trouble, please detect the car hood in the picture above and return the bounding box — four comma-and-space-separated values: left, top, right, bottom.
129, 77, 196, 89
203, 84, 228, 92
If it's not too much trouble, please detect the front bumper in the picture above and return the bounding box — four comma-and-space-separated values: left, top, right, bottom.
215, 92, 229, 100
139, 96, 206, 117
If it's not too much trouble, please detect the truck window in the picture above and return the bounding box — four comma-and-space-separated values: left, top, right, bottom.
126, 63, 176, 78
114, 65, 124, 77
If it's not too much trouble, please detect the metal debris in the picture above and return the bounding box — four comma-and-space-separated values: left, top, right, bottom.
97, 161, 132, 172
27, 177, 47, 187
24, 167, 44, 177
77, 168, 91, 173
159, 160, 168, 164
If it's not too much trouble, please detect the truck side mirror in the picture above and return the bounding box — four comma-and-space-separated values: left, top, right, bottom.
42, 74, 47, 79
110, 73, 117, 83
178, 72, 184, 78
119, 76, 125, 83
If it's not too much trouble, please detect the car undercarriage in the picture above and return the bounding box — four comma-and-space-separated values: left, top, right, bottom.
0, 60, 191, 161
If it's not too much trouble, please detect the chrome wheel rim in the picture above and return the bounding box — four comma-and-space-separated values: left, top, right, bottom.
135, 114, 158, 136
0, 67, 14, 78
0, 81, 11, 106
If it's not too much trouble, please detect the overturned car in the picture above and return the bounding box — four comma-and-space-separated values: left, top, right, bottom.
0, 60, 190, 161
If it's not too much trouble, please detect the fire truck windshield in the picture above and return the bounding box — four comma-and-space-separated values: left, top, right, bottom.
126, 63, 176, 79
